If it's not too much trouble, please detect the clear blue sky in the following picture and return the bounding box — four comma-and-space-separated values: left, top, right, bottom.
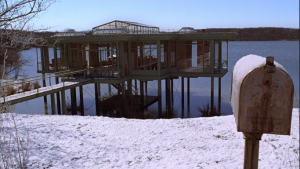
33, 0, 299, 32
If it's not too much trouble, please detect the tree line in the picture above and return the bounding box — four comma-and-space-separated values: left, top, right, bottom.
202, 27, 299, 41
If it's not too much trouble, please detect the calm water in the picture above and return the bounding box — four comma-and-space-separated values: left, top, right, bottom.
12, 41, 299, 118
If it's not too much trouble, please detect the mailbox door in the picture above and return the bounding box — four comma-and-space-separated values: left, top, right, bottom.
238, 68, 294, 135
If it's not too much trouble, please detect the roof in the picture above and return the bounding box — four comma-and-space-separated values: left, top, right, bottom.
92, 20, 160, 34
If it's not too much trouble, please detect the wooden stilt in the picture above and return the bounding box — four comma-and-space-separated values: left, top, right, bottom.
55, 77, 61, 115
95, 83, 100, 116
50, 93, 56, 115
79, 85, 84, 116
171, 78, 174, 109
128, 80, 132, 110
145, 81, 148, 111
158, 79, 162, 117
61, 89, 66, 115
181, 76, 184, 117
42, 73, 48, 115
211, 77, 214, 111
187, 77, 190, 117
122, 81, 126, 117
135, 79, 138, 95
218, 77, 221, 115
108, 84, 111, 97
140, 80, 144, 116
70, 87, 77, 115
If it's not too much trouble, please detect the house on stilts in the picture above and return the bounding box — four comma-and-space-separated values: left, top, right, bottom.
36, 20, 237, 118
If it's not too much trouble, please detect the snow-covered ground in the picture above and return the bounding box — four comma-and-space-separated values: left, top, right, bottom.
3, 109, 299, 169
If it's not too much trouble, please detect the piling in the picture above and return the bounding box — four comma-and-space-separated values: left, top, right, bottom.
55, 77, 61, 115
42, 73, 48, 115
79, 85, 84, 116
70, 87, 77, 115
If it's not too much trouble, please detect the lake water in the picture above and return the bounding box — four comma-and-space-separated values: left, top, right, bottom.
12, 41, 299, 118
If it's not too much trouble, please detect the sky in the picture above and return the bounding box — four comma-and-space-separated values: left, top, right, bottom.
32, 0, 299, 32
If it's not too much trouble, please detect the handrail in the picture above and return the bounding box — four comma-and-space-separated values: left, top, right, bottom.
0, 69, 87, 103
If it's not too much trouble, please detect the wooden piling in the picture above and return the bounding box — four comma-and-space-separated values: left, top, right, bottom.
211, 77, 214, 110
79, 85, 84, 116
218, 77, 221, 115
171, 78, 174, 109
108, 84, 111, 97
95, 83, 100, 116
158, 79, 162, 117
181, 76, 184, 117
55, 77, 61, 115
122, 81, 126, 116
70, 87, 77, 115
61, 89, 66, 115
187, 77, 190, 117
140, 80, 144, 115
42, 73, 48, 115
50, 93, 56, 115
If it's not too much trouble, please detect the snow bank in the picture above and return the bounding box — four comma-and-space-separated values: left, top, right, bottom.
4, 109, 299, 169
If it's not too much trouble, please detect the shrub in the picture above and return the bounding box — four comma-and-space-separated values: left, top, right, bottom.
197, 103, 221, 117
23, 83, 31, 92
33, 81, 41, 89
6, 86, 17, 96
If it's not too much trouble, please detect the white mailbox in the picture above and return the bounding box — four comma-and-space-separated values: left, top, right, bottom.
231, 54, 294, 135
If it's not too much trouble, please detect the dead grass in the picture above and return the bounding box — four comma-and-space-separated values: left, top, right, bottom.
6, 86, 17, 96
33, 81, 41, 89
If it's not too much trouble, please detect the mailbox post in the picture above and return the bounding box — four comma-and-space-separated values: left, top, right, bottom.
231, 55, 294, 169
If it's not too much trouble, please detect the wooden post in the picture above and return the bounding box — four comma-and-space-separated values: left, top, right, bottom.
211, 77, 214, 111
140, 80, 144, 114
181, 76, 184, 117
79, 85, 84, 116
243, 132, 263, 169
122, 81, 126, 117
55, 77, 61, 115
171, 78, 174, 109
70, 87, 77, 115
218, 77, 221, 115
135, 79, 138, 95
50, 93, 56, 115
158, 79, 162, 117
128, 80, 132, 110
42, 73, 48, 115
61, 89, 66, 115
95, 83, 100, 116
108, 84, 111, 97
187, 77, 190, 117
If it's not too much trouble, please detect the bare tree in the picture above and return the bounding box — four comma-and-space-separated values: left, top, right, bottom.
0, 0, 56, 168
0, 0, 56, 77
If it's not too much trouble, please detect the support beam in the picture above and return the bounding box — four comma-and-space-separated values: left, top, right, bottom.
122, 81, 126, 117
70, 87, 77, 115
128, 80, 132, 110
42, 73, 48, 115
61, 89, 66, 115
55, 77, 61, 115
218, 77, 221, 115
166, 77, 171, 115
140, 80, 144, 114
79, 85, 84, 116
181, 76, 184, 117
108, 84, 111, 97
50, 93, 56, 115
171, 78, 174, 110
158, 79, 162, 117
95, 83, 100, 116
187, 77, 190, 117
211, 77, 214, 112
